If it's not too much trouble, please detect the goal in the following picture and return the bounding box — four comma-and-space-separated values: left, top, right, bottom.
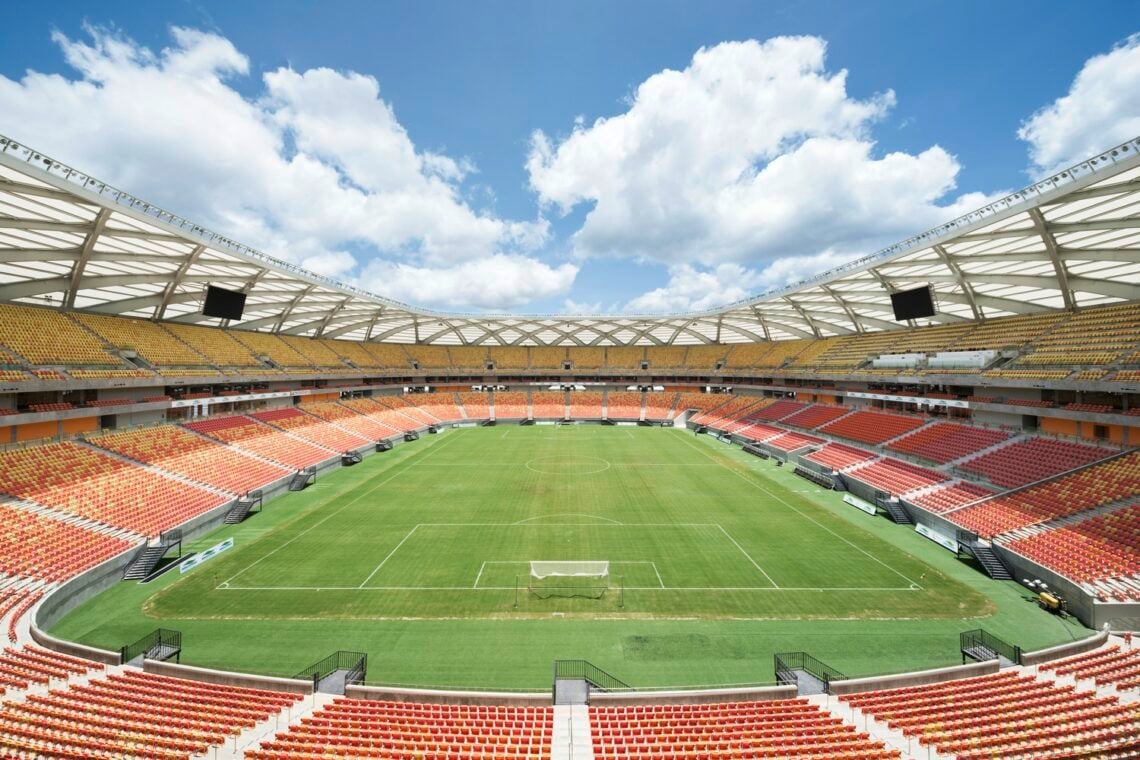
527, 561, 612, 600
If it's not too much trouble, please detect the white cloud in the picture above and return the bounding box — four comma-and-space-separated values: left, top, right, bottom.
1019, 34, 1140, 177
0, 24, 560, 309
562, 298, 604, 314
527, 37, 982, 270
361, 255, 577, 310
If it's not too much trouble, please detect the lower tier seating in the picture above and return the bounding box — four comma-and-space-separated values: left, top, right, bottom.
456, 392, 491, 419
1002, 504, 1140, 601
0, 442, 226, 536
840, 670, 1140, 759
887, 423, 1009, 464
591, 700, 898, 759
92, 425, 289, 494
847, 457, 948, 496
300, 402, 404, 440
401, 393, 464, 422
531, 392, 566, 419
957, 436, 1115, 488
377, 396, 441, 425
950, 452, 1140, 538
0, 668, 301, 759
908, 482, 995, 513
184, 415, 335, 470
1040, 644, 1140, 691
748, 399, 807, 421
0, 505, 135, 582
492, 392, 528, 418
606, 392, 643, 419
818, 410, 926, 445
765, 431, 824, 452
0, 644, 103, 694
249, 700, 553, 759
780, 404, 851, 429
644, 392, 678, 419
804, 443, 876, 471
569, 392, 604, 418
338, 398, 421, 433
250, 408, 372, 452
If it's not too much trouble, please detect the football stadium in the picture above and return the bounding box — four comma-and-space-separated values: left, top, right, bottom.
0, 7, 1139, 759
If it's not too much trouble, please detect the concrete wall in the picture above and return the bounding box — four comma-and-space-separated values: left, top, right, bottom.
143, 659, 313, 695
30, 624, 120, 665
1020, 630, 1109, 668
828, 660, 999, 696
589, 684, 796, 706
346, 684, 550, 706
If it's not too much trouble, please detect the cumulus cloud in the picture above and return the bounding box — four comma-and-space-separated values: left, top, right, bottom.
528, 36, 984, 276
0, 24, 558, 309
361, 255, 577, 311
1019, 34, 1140, 177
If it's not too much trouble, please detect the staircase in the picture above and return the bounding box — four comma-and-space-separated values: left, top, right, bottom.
122, 529, 183, 580
879, 500, 914, 525
957, 531, 1013, 580
289, 468, 316, 491
224, 494, 259, 524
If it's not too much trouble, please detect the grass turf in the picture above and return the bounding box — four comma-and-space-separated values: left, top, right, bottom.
52, 426, 1090, 689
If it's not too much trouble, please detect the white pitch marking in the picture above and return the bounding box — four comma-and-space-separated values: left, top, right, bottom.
218, 585, 921, 592
217, 432, 463, 588
652, 560, 665, 589
513, 513, 623, 525
679, 434, 925, 590
472, 561, 486, 589
715, 524, 779, 588
358, 525, 421, 588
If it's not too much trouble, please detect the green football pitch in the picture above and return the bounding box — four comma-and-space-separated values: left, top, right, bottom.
52, 426, 1089, 689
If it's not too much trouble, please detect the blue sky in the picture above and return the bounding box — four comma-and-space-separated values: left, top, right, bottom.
0, 1, 1137, 314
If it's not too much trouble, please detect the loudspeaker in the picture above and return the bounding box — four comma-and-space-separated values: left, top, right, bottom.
890, 285, 936, 321
202, 285, 247, 320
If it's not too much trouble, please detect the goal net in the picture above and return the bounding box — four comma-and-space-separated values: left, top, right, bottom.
530, 561, 609, 580
527, 561, 611, 600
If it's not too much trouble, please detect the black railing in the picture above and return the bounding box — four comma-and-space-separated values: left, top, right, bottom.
773, 651, 847, 690
159, 528, 182, 545
294, 650, 368, 690
741, 444, 770, 460
961, 629, 1021, 665
553, 660, 630, 694
120, 628, 181, 664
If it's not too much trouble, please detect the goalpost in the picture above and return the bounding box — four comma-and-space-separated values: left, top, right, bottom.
523, 561, 620, 603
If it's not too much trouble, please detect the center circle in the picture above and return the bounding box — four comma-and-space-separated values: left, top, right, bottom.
525, 455, 612, 475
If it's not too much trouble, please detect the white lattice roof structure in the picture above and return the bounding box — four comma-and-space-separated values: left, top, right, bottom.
1, 134, 1138, 346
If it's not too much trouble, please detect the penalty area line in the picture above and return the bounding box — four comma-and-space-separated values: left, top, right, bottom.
358, 525, 420, 588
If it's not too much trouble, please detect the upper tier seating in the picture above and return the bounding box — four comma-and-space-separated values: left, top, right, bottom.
230, 331, 314, 370
531, 391, 566, 419
1014, 301, 1140, 367
804, 443, 876, 471
401, 392, 463, 421
606, 392, 643, 419
569, 391, 604, 418
951, 311, 1064, 351
645, 346, 687, 368
748, 399, 807, 421
780, 403, 850, 429
1003, 504, 1140, 601
278, 335, 346, 369
591, 700, 897, 759
249, 700, 553, 760
0, 668, 301, 759
567, 346, 605, 369
321, 338, 383, 368
250, 408, 372, 452
0, 303, 121, 365
644, 392, 678, 419
847, 457, 949, 496
818, 410, 926, 445
0, 504, 135, 582
950, 452, 1140, 538
163, 322, 263, 367
887, 423, 1010, 464
73, 312, 210, 367
488, 346, 530, 369
1040, 643, 1140, 690
300, 401, 402, 440
957, 437, 1115, 488
606, 346, 645, 370
185, 415, 335, 469
529, 346, 568, 369
404, 345, 450, 370
456, 392, 491, 419
839, 670, 1140, 760
685, 344, 731, 370
908, 481, 995, 513
0, 442, 226, 536
92, 425, 289, 494
492, 391, 528, 418
360, 342, 412, 368
449, 345, 489, 371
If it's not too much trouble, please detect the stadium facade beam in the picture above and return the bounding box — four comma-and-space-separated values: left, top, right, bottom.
1029, 208, 1075, 310
156, 244, 205, 320
63, 207, 110, 309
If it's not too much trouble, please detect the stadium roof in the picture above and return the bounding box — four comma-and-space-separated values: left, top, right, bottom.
1, 133, 1139, 346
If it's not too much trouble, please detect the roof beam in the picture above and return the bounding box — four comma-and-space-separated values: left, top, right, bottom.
0, 247, 82, 262
933, 244, 982, 320
273, 284, 316, 332
0, 217, 187, 242
1029, 208, 1074, 310
957, 217, 1140, 241
156, 244, 205, 320
63, 208, 110, 309
820, 284, 864, 333
1054, 178, 1140, 203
